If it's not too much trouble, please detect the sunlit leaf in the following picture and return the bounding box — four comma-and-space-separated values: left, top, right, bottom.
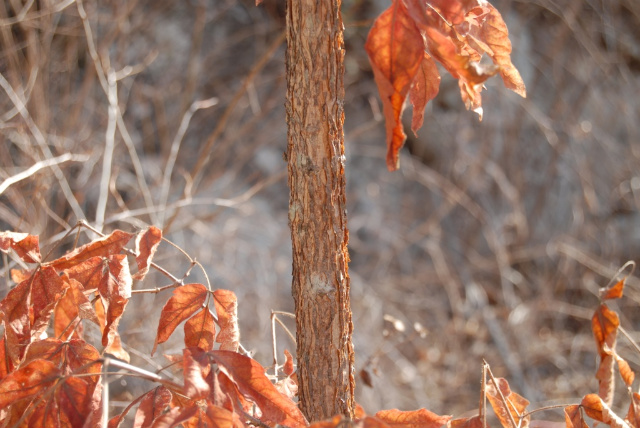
479, 3, 526, 97
30, 266, 67, 337
0, 359, 59, 408
581, 394, 631, 428
58, 375, 94, 427
592, 304, 619, 406
149, 405, 198, 428
626, 393, 640, 428
153, 283, 209, 355
183, 347, 211, 399
0, 231, 41, 263
283, 349, 295, 377
63, 257, 106, 293
211, 350, 308, 428
108, 386, 172, 428
375, 408, 452, 428
133, 226, 162, 281
564, 404, 587, 428
46, 229, 134, 271
365, 0, 425, 170
0, 278, 32, 362
98, 255, 132, 358
23, 338, 102, 378
184, 307, 216, 351
486, 377, 530, 428
409, 53, 441, 135
213, 289, 239, 352
449, 415, 485, 428
600, 279, 625, 301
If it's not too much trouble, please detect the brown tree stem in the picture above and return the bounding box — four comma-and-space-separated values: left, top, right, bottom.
285, 0, 355, 421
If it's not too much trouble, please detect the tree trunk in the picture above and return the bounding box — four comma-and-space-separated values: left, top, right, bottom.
285, 0, 355, 422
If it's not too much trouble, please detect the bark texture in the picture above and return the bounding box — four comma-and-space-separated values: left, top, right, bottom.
285, 0, 355, 422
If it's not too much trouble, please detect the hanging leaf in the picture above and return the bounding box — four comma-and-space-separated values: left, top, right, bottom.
153, 283, 209, 355
581, 394, 631, 428
479, 4, 526, 97
133, 226, 162, 281
600, 279, 626, 301
626, 393, 640, 428
365, 0, 425, 171
592, 304, 619, 406
184, 307, 216, 351
213, 289, 240, 352
0, 231, 41, 263
409, 53, 441, 135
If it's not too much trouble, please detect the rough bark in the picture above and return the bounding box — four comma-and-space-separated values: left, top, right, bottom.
285, 0, 355, 422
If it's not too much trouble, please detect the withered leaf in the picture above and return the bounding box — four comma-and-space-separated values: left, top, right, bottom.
486, 377, 530, 428
0, 231, 41, 263
46, 229, 133, 271
153, 283, 208, 355
375, 408, 452, 428
365, 0, 425, 171
213, 289, 239, 352
184, 307, 216, 351
211, 350, 308, 428
133, 226, 162, 281
0, 358, 60, 409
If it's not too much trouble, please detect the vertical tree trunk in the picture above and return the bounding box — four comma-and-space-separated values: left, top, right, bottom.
285, 0, 355, 422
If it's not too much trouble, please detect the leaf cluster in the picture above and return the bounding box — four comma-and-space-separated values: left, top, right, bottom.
1, 227, 640, 428
365, 0, 526, 170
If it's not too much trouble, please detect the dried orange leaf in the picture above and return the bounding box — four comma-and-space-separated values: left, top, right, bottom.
98, 255, 132, 351
0, 358, 59, 408
581, 394, 630, 428
0, 231, 41, 263
564, 404, 588, 428
0, 278, 32, 362
480, 4, 526, 97
365, 0, 425, 170
410, 53, 441, 135
133, 226, 162, 281
184, 307, 216, 351
448, 415, 486, 428
211, 350, 308, 428
58, 375, 94, 427
375, 408, 452, 428
486, 377, 530, 428
362, 416, 394, 428
108, 386, 172, 428
30, 266, 67, 336
153, 283, 208, 355
23, 338, 101, 378
592, 304, 619, 405
626, 393, 640, 428
46, 229, 133, 271
183, 347, 211, 400
147, 404, 198, 428
283, 349, 295, 377
213, 289, 239, 352
600, 279, 625, 301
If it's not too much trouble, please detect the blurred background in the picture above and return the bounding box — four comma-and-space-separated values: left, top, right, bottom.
1, 0, 640, 420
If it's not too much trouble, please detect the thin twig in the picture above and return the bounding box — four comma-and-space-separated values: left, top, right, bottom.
0, 72, 85, 220
0, 153, 89, 195
159, 97, 219, 226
